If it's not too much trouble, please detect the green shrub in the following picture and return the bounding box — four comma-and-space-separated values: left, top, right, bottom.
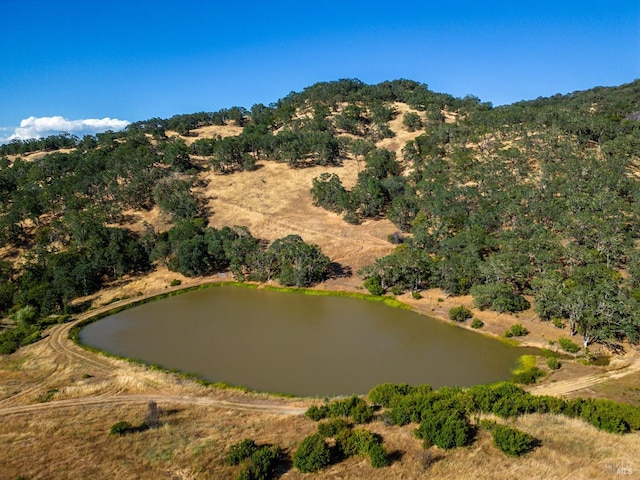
414, 406, 473, 450
511, 366, 545, 385
343, 209, 360, 225
317, 418, 351, 438
489, 423, 536, 457
552, 317, 565, 329
412, 291, 422, 299
470, 318, 484, 329
363, 276, 384, 295
293, 434, 332, 473
546, 357, 561, 370
337, 429, 389, 468
487, 383, 533, 417
528, 395, 568, 415
109, 420, 133, 436
368, 441, 391, 468
470, 283, 530, 313
389, 285, 403, 296
558, 337, 580, 353
386, 391, 435, 426
225, 439, 259, 466
509, 323, 529, 336
402, 112, 423, 132
308, 396, 374, 424
338, 428, 377, 457
14, 305, 38, 328
351, 401, 375, 424
465, 384, 500, 413
305, 404, 329, 421
368, 383, 414, 407
449, 305, 473, 322
237, 445, 282, 480
169, 279, 182, 287
569, 398, 640, 434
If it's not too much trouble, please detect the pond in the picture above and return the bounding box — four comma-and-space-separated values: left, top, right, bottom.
80, 287, 533, 396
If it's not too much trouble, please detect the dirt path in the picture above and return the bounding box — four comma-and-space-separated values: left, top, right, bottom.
0, 393, 306, 417
528, 355, 640, 397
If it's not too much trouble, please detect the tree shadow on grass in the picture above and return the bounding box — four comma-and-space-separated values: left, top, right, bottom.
328, 262, 352, 279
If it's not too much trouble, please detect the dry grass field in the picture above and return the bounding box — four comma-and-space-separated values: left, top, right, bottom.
1, 111, 640, 479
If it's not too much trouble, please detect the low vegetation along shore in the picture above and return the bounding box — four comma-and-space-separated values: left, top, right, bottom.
1, 79, 640, 478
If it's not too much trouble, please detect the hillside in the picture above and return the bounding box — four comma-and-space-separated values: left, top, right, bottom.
1, 78, 640, 479
2, 78, 640, 353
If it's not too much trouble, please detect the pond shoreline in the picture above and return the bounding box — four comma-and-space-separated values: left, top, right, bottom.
75, 281, 535, 397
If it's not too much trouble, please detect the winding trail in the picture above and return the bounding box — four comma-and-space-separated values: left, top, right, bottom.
0, 289, 308, 417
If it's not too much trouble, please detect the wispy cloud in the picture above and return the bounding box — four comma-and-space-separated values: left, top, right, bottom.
1, 116, 130, 142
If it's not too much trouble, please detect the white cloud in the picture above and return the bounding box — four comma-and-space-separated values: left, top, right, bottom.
2, 116, 130, 142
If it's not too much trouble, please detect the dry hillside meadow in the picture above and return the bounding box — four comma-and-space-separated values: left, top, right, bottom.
1, 92, 640, 479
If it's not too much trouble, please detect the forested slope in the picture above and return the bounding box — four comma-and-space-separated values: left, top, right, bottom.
1, 78, 639, 353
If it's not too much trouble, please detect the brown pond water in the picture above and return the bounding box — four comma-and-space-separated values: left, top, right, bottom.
80, 287, 534, 396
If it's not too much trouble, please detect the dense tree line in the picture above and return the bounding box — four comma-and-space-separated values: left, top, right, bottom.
0, 132, 80, 156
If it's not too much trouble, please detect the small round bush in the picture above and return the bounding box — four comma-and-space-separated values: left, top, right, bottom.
169, 279, 182, 287
511, 367, 545, 385
490, 424, 536, 457
368, 441, 390, 468
225, 439, 258, 465
546, 357, 561, 370
293, 434, 332, 473
109, 420, 133, 436
558, 337, 580, 353
363, 276, 384, 296
509, 323, 529, 336
449, 306, 472, 322
471, 318, 484, 329
414, 408, 473, 450
238, 445, 282, 480
317, 418, 351, 438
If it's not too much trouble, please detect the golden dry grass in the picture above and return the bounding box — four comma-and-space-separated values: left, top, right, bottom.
1, 399, 639, 480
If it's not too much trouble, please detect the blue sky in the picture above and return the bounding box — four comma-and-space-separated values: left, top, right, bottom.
1, 0, 638, 141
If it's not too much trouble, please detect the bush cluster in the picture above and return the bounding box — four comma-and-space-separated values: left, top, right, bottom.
305, 396, 374, 424
504, 323, 529, 337
225, 439, 282, 480
303, 418, 390, 470
374, 381, 640, 437
449, 305, 473, 322
558, 337, 581, 353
